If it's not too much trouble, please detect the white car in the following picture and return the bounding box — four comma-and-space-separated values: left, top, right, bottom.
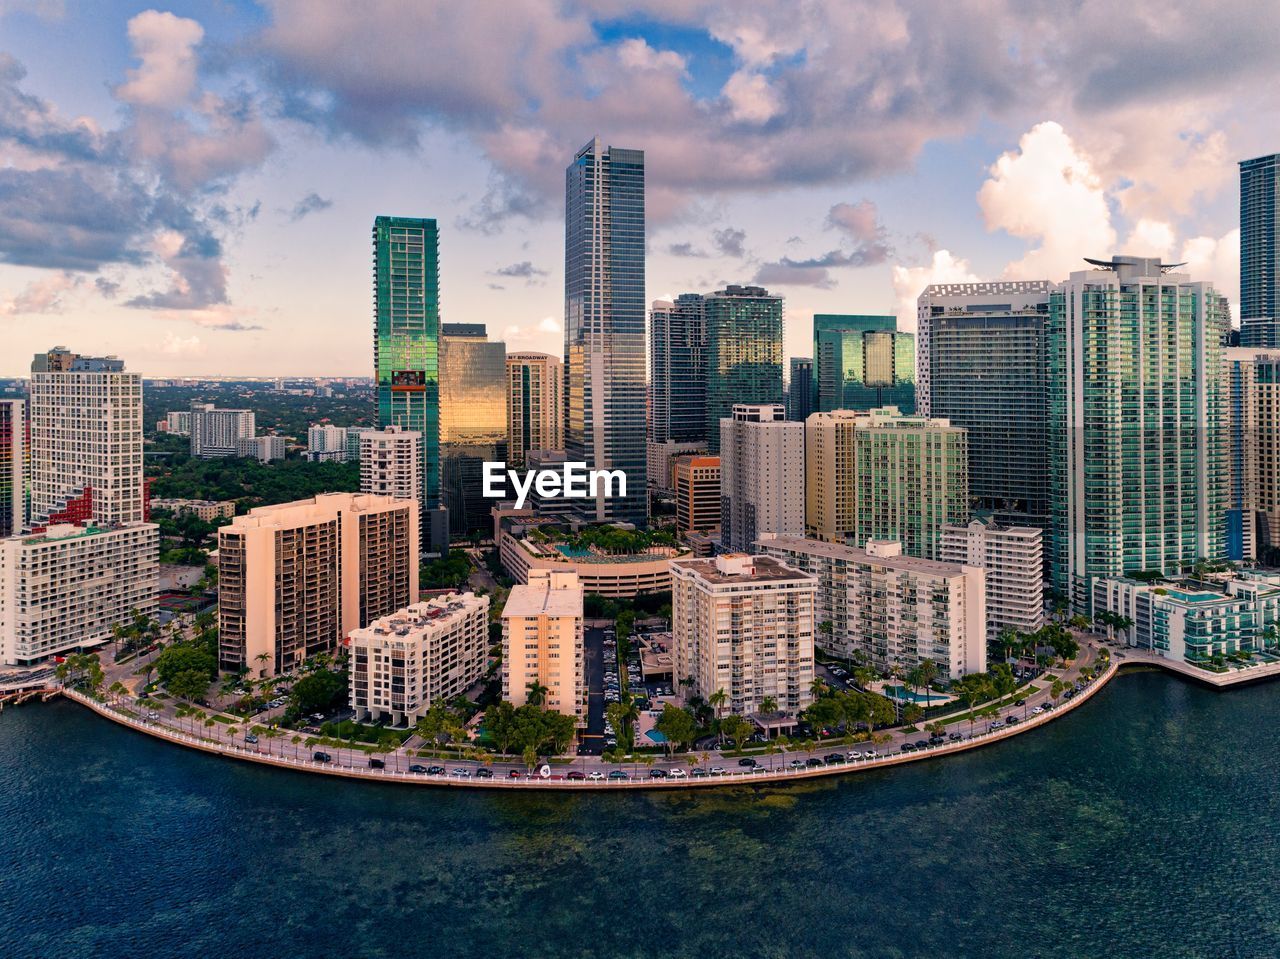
846, 750, 862, 761
864, 749, 878, 759
588, 770, 605, 781
667, 768, 687, 779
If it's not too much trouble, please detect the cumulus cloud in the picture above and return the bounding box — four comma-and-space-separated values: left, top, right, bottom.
0, 271, 82, 315
713, 226, 747, 258
160, 331, 206, 355
755, 201, 891, 288
125, 227, 228, 311
501, 315, 562, 349
722, 70, 782, 124
114, 10, 203, 109
978, 121, 1116, 281
1180, 228, 1241, 315
891, 249, 979, 333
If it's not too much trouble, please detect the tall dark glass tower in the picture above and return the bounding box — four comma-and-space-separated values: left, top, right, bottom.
813, 314, 915, 413
787, 357, 814, 422
440, 323, 508, 538
373, 215, 446, 553
649, 294, 706, 445
565, 137, 647, 526
704, 285, 784, 453
1240, 154, 1279, 347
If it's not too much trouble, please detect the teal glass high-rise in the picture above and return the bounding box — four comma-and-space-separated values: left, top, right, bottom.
373, 215, 444, 552
704, 285, 784, 453
565, 138, 648, 526
1240, 154, 1279, 347
1048, 256, 1229, 607
813, 314, 915, 413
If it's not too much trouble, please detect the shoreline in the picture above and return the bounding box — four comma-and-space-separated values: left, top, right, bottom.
60, 652, 1123, 790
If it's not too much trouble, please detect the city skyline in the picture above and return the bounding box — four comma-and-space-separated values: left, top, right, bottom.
0, 2, 1272, 377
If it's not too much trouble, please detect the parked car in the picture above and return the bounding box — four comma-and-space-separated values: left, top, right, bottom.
244, 733, 258, 744
508, 769, 523, 778
475, 767, 494, 778
408, 764, 428, 773
588, 770, 605, 781
368, 757, 384, 769
709, 766, 728, 776
738, 757, 758, 768
567, 771, 586, 780
608, 770, 629, 780
427, 765, 446, 775
312, 751, 332, 763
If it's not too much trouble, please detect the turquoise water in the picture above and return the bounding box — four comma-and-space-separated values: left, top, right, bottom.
555, 544, 590, 557
883, 683, 952, 705
3, 672, 1280, 958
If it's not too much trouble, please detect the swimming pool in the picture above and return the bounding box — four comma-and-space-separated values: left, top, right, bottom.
882, 685, 954, 706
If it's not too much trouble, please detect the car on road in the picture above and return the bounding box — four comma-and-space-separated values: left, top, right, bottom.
900, 743, 915, 753
312, 751, 332, 763
408, 764, 428, 773
668, 768, 687, 779
738, 757, 758, 768
806, 757, 824, 768
608, 770, 629, 780
691, 768, 708, 778
1006, 715, 1020, 725
948, 733, 963, 742
788, 759, 806, 768
147, 710, 159, 720
864, 749, 878, 759
244, 734, 258, 744
476, 768, 494, 778
368, 757, 384, 769
914, 740, 929, 749
824, 753, 843, 764
567, 771, 586, 780
1014, 699, 1025, 707
451, 768, 472, 778
847, 750, 862, 761
708, 766, 726, 775
649, 769, 668, 779
508, 769, 522, 778
588, 770, 605, 781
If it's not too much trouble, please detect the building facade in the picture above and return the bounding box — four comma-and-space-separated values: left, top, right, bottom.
506, 351, 563, 468
759, 535, 987, 680
704, 285, 784, 452
163, 410, 191, 435
851, 407, 968, 561
939, 520, 1044, 640
804, 409, 859, 543
1049, 256, 1229, 606
0, 523, 158, 666
673, 455, 721, 535
787, 357, 814, 422
814, 314, 915, 414
564, 137, 647, 527
440, 323, 508, 538
217, 493, 420, 676
672, 553, 816, 717
1240, 154, 1279, 348
237, 435, 285, 463
360, 426, 423, 507
1222, 348, 1280, 560
719, 404, 805, 552
190, 404, 256, 459
349, 592, 490, 726
502, 568, 585, 723
0, 399, 24, 537
649, 294, 706, 445
29, 347, 144, 528
150, 498, 236, 522
373, 215, 446, 553
307, 424, 349, 462
917, 281, 1051, 527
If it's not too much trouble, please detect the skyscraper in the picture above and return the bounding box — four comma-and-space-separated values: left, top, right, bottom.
813, 314, 915, 413
1240, 154, 1279, 347
719, 404, 805, 552
917, 281, 1051, 527
564, 137, 647, 526
0, 399, 24, 538
506, 351, 563, 468
373, 215, 447, 552
704, 285, 784, 453
360, 425, 423, 507
1221, 347, 1280, 561
440, 323, 508, 538
29, 347, 145, 527
649, 294, 706, 444
787, 357, 814, 422
1049, 256, 1229, 605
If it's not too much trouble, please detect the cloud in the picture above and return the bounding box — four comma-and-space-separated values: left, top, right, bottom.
114, 10, 203, 109
722, 70, 782, 124
891, 249, 979, 333
491, 260, 548, 279
1180, 228, 1241, 315
286, 192, 333, 221
754, 203, 890, 287
827, 200, 883, 245
160, 331, 206, 356
978, 121, 1116, 281
667, 241, 707, 258
0, 271, 82, 315
712, 226, 746, 258
501, 315, 562, 349
125, 227, 228, 310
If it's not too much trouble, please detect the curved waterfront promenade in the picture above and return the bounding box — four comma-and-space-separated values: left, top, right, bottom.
61, 651, 1120, 790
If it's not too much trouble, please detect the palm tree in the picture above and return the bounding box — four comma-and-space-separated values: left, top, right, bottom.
758, 695, 778, 738
916, 659, 938, 707
809, 676, 827, 701
709, 688, 728, 745
525, 680, 549, 707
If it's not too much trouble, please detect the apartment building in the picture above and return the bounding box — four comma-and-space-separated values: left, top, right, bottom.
307, 424, 349, 462
237, 435, 285, 463
720, 404, 804, 552
349, 591, 490, 726
502, 569, 585, 723
217, 493, 419, 676
672, 553, 817, 717
359, 426, 423, 505
150, 498, 236, 522
940, 520, 1043, 640
673, 455, 721, 535
190, 404, 256, 459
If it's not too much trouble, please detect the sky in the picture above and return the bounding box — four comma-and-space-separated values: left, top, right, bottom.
0, 0, 1276, 376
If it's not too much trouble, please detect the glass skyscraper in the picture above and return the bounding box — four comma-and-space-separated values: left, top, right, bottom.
565, 137, 647, 526
787, 357, 814, 422
1049, 256, 1229, 606
1240, 154, 1279, 348
649, 293, 706, 445
813, 314, 915, 413
918, 281, 1051, 528
0, 399, 24, 538
373, 215, 445, 552
704, 285, 784, 453
440, 323, 508, 538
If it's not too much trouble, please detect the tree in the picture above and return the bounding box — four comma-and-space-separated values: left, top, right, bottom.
655, 704, 697, 756
416, 701, 468, 746
485, 701, 518, 755
709, 688, 728, 744
167, 668, 211, 703
809, 676, 828, 700
1050, 679, 1065, 705
154, 643, 216, 686
522, 744, 539, 772
719, 714, 751, 751
917, 659, 939, 703
525, 680, 549, 708
805, 696, 842, 733
290, 670, 345, 712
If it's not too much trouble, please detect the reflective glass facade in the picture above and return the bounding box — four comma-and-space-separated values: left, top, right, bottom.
1049, 257, 1229, 606
1240, 154, 1279, 347
813, 314, 915, 413
373, 216, 442, 548
787, 357, 814, 422
440, 324, 508, 537
704, 285, 784, 453
0, 399, 24, 537
649, 293, 706, 445
565, 138, 647, 526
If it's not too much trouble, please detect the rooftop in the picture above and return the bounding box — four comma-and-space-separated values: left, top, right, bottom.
672, 553, 814, 586
503, 578, 584, 619
759, 535, 970, 578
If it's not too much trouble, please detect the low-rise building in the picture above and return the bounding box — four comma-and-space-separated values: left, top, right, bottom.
237, 435, 285, 463
940, 520, 1043, 640
191, 404, 255, 459
758, 535, 986, 680
349, 592, 490, 726
217, 493, 419, 676
673, 455, 720, 535
1092, 571, 1280, 664
502, 569, 584, 723
648, 439, 705, 493
672, 553, 817, 716
307, 424, 349, 462
150, 498, 236, 522
0, 523, 158, 666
